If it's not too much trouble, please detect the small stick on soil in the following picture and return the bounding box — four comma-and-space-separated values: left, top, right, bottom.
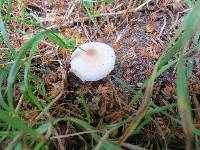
115, 25, 128, 43
170, 8, 191, 30
123, 0, 134, 17
70, 0, 153, 25
53, 128, 65, 150
193, 94, 200, 120
15, 95, 23, 112
50, 130, 98, 139
0, 51, 54, 66
158, 15, 167, 37
62, 3, 75, 22
35, 90, 64, 121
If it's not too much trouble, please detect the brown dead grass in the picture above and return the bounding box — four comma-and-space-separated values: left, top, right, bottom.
1, 0, 200, 149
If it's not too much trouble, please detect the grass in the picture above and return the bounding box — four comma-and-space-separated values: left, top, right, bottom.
1, 0, 200, 149
122, 2, 200, 147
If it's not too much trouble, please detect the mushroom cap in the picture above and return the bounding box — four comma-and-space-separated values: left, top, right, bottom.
70, 42, 116, 81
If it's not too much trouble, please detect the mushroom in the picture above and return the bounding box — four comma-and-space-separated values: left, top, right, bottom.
70, 42, 116, 81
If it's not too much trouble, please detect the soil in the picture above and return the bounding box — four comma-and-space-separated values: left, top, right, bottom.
1, 0, 200, 149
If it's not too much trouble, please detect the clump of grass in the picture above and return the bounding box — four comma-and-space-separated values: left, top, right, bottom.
118, 1, 200, 149
1, 0, 200, 149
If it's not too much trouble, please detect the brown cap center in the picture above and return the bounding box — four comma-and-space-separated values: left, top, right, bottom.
85, 48, 96, 56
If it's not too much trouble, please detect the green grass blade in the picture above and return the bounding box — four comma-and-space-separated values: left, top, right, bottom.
0, 0, 14, 52
176, 54, 193, 150
7, 30, 58, 112
31, 75, 48, 100
102, 102, 176, 130
186, 58, 194, 78
131, 43, 200, 104
195, 134, 200, 149
3, 16, 42, 28
66, 117, 121, 150
24, 34, 44, 110
120, 2, 200, 144
122, 143, 148, 150
48, 33, 76, 49
4, 132, 23, 150
0, 68, 9, 110
102, 117, 132, 129
118, 64, 159, 144
6, 0, 12, 17
33, 140, 45, 150
36, 118, 63, 134
193, 30, 200, 45
0, 110, 42, 139
29, 12, 43, 27
0, 0, 4, 10
130, 60, 176, 104
158, 1, 200, 68
14, 142, 22, 150
0, 14, 15, 54
94, 129, 112, 150
184, 0, 193, 7
112, 75, 133, 92
83, 1, 97, 28
80, 93, 91, 123
149, 103, 177, 115
133, 117, 151, 135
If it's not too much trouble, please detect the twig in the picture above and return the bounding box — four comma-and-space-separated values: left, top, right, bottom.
0, 51, 54, 66
35, 90, 64, 121
70, 0, 153, 25
36, 0, 153, 30
80, 17, 92, 42
94, 129, 111, 150
151, 118, 168, 150
53, 128, 65, 150
123, 0, 134, 17
115, 25, 128, 43
170, 8, 191, 30
121, 143, 148, 150
193, 94, 200, 120
135, 0, 152, 11
45, 123, 53, 139
100, 0, 152, 16
15, 95, 23, 112
62, 3, 75, 22
50, 130, 98, 139
0, 47, 9, 50
158, 15, 167, 37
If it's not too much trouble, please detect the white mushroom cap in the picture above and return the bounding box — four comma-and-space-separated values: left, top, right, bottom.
70, 42, 116, 81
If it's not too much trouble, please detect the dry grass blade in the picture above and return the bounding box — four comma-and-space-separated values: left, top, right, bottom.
117, 64, 158, 145
94, 130, 112, 150
2, 0, 200, 149
176, 54, 193, 150
50, 130, 98, 139
122, 143, 148, 150
118, 1, 200, 145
